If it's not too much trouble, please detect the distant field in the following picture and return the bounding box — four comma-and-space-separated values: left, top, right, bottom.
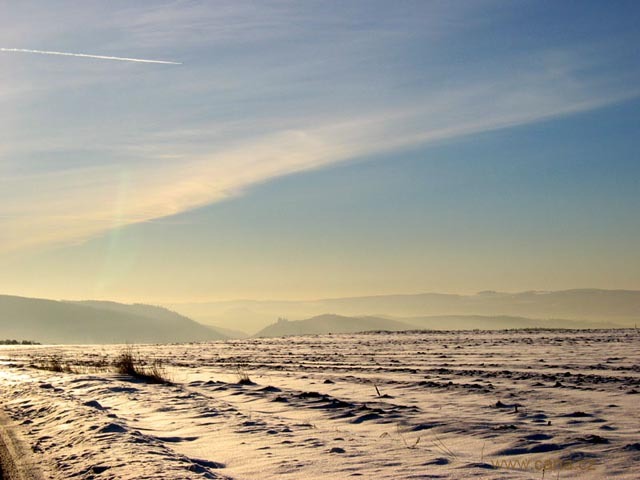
1, 330, 639, 479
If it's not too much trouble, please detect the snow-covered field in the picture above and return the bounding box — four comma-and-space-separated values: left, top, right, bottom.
1, 329, 638, 479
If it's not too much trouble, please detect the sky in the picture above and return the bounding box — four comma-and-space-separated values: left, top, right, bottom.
1, 0, 639, 302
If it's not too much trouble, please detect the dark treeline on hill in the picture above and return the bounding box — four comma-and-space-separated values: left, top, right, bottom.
0, 339, 40, 345
0, 295, 228, 344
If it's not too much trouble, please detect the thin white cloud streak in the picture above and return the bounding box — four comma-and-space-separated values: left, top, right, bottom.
0, 48, 181, 65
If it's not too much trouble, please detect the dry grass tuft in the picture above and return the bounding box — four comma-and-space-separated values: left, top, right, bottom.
235, 368, 255, 385
33, 355, 74, 373
114, 347, 171, 384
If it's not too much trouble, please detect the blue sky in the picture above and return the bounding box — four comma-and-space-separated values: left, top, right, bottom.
1, 1, 639, 301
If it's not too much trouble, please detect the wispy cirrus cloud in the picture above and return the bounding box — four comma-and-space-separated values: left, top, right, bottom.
0, 0, 638, 255
2, 69, 634, 253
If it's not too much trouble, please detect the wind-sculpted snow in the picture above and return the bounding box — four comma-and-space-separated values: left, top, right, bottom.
0, 329, 638, 479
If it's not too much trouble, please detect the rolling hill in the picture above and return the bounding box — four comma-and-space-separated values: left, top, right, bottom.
254, 313, 623, 338
255, 314, 414, 337
0, 295, 227, 344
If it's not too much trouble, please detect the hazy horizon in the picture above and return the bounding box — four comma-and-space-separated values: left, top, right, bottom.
3, 286, 640, 306
2, 289, 637, 344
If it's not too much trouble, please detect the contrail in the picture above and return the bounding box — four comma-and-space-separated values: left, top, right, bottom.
0, 47, 181, 65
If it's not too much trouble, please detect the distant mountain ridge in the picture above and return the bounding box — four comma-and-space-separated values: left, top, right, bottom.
0, 295, 227, 344
169, 289, 640, 333
254, 313, 622, 337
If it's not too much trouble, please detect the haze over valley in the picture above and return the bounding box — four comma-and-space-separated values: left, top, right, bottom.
169, 289, 640, 336
1, 288, 636, 344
